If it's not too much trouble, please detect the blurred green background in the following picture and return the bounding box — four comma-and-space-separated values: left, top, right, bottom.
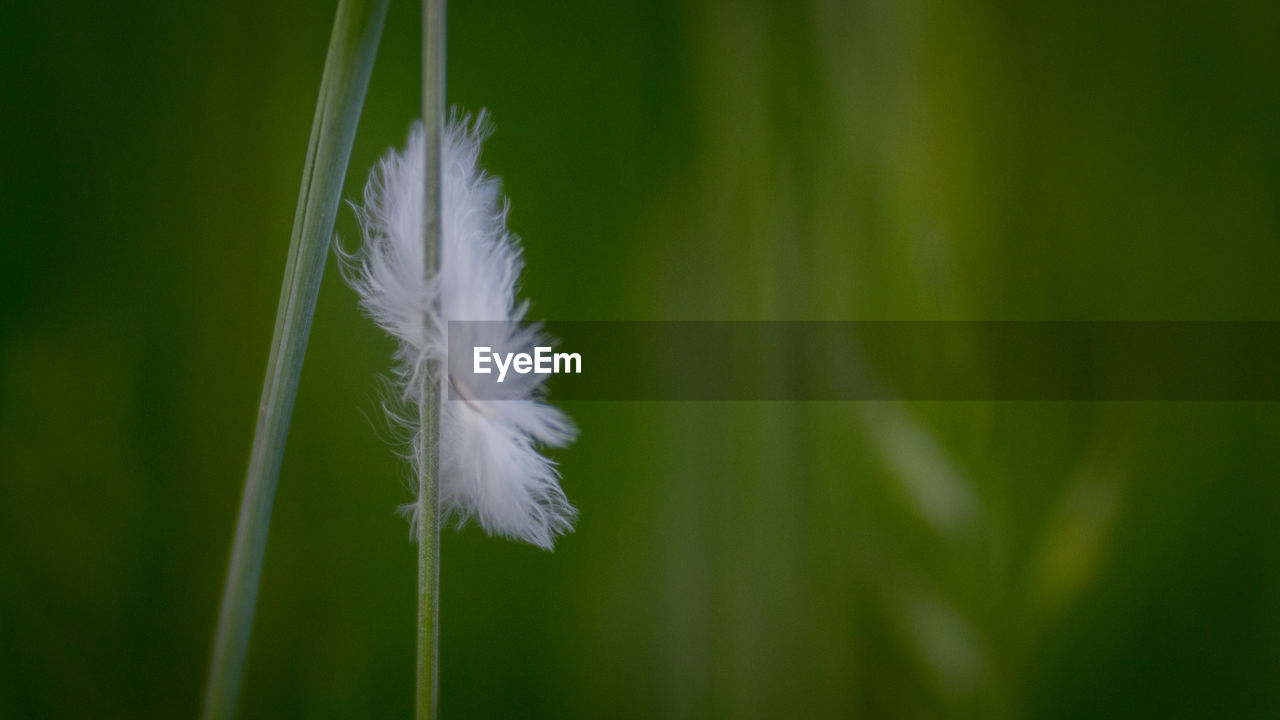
3, 0, 1279, 717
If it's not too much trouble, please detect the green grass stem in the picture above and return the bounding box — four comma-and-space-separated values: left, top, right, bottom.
416, 1, 446, 718
201, 1, 389, 718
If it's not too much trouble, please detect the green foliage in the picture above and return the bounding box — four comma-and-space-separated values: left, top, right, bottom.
1, 0, 1278, 718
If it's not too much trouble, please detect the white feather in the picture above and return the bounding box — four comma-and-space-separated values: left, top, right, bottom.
342, 111, 576, 549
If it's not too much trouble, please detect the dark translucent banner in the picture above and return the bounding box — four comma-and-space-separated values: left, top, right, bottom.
447, 321, 1280, 401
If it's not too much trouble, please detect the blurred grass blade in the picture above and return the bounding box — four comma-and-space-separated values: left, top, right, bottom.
201, 1, 389, 718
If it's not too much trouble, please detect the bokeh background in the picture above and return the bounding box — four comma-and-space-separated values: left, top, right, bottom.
3, 0, 1279, 717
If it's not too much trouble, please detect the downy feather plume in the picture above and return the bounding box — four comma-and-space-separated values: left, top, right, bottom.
342, 111, 576, 549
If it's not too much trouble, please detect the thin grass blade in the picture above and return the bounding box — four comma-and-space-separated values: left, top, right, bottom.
201, 1, 390, 718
